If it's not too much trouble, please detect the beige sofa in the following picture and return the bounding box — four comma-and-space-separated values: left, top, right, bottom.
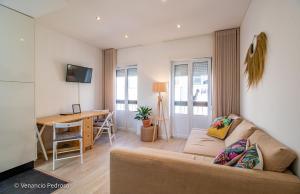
110, 117, 300, 194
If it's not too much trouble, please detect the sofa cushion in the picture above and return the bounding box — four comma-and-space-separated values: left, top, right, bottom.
249, 129, 297, 172
235, 143, 264, 170
183, 129, 225, 157
227, 114, 243, 136
207, 116, 233, 139
214, 139, 247, 165
225, 120, 256, 147
207, 125, 231, 140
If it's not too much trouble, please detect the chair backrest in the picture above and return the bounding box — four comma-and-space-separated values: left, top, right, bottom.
93, 110, 111, 123
100, 112, 113, 128
108, 111, 114, 122
53, 120, 83, 140
111, 111, 115, 117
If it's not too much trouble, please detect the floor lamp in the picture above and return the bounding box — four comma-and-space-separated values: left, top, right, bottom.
153, 82, 168, 141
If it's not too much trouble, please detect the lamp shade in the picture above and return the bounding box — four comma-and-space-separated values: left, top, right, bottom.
153, 82, 167, 93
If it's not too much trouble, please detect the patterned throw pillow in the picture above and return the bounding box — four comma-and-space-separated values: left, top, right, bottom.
235, 144, 264, 170
211, 116, 232, 129
214, 139, 247, 165
207, 116, 233, 139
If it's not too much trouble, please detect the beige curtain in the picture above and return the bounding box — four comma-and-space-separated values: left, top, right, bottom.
213, 28, 240, 118
103, 48, 117, 112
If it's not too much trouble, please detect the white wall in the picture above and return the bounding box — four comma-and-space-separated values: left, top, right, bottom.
117, 34, 213, 137
35, 24, 103, 117
240, 0, 300, 175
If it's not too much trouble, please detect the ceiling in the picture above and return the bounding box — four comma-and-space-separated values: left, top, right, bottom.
1, 0, 251, 49
0, 0, 68, 17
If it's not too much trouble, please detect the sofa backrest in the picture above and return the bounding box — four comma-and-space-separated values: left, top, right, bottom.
225, 119, 256, 146
227, 114, 243, 136
249, 129, 297, 172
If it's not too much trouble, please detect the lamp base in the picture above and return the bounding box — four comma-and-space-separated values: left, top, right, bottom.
155, 93, 168, 141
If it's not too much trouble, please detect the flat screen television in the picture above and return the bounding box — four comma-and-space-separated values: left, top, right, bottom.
66, 64, 92, 83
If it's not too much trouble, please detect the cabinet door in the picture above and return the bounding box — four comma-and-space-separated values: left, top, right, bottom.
0, 6, 34, 82
0, 82, 35, 172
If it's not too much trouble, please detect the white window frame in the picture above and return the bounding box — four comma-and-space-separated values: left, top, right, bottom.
170, 58, 212, 116
191, 58, 212, 116
170, 58, 212, 137
171, 62, 189, 115
115, 65, 138, 112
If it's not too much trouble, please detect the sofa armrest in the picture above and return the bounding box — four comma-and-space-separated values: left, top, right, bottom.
110, 147, 300, 194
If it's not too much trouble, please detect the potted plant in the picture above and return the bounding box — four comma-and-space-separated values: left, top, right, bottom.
134, 106, 152, 127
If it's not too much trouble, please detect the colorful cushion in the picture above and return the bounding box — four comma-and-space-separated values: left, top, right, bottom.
214, 139, 247, 165
207, 117, 233, 139
211, 116, 232, 128
235, 144, 263, 170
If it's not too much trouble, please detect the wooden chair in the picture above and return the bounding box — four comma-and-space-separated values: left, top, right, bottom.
93, 112, 116, 145
52, 121, 83, 170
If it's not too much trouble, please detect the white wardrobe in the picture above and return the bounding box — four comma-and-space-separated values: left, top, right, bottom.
0, 5, 36, 172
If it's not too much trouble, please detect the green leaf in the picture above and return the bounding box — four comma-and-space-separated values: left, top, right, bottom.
134, 106, 152, 120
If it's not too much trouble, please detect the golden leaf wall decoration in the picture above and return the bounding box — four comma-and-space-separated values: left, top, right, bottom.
244, 32, 267, 88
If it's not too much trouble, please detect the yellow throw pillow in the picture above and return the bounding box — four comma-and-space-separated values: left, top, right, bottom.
207, 125, 231, 140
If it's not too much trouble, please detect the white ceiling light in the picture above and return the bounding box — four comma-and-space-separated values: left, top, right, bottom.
177, 24, 181, 29
96, 16, 101, 21
124, 34, 129, 39
161, 0, 167, 3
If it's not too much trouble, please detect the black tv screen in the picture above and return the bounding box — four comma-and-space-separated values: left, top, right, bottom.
66, 64, 92, 83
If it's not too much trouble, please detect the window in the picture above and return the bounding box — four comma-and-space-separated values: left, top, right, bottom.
172, 60, 210, 116
174, 64, 188, 114
127, 68, 138, 111
116, 66, 138, 111
116, 69, 126, 110
192, 62, 209, 115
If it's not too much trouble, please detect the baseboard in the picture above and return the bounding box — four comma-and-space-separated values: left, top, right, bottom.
0, 161, 34, 181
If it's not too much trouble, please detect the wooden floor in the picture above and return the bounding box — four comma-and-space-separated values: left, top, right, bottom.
35, 131, 186, 194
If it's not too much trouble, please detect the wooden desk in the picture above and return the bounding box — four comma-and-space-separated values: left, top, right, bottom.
36, 110, 109, 160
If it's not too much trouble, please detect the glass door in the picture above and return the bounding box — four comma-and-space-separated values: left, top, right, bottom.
191, 60, 212, 130
115, 66, 138, 131
171, 58, 212, 138
172, 63, 189, 137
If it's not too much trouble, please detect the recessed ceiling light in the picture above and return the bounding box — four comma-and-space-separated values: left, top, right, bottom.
19, 38, 25, 42
124, 34, 129, 39
161, 0, 167, 2
177, 24, 181, 29
96, 16, 101, 21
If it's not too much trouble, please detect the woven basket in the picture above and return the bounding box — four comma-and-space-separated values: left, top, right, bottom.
141, 125, 157, 142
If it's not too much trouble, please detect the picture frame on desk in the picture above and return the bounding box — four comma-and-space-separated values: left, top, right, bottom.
72, 104, 81, 114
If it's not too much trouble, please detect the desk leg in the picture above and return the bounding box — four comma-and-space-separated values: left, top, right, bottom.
35, 125, 48, 161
